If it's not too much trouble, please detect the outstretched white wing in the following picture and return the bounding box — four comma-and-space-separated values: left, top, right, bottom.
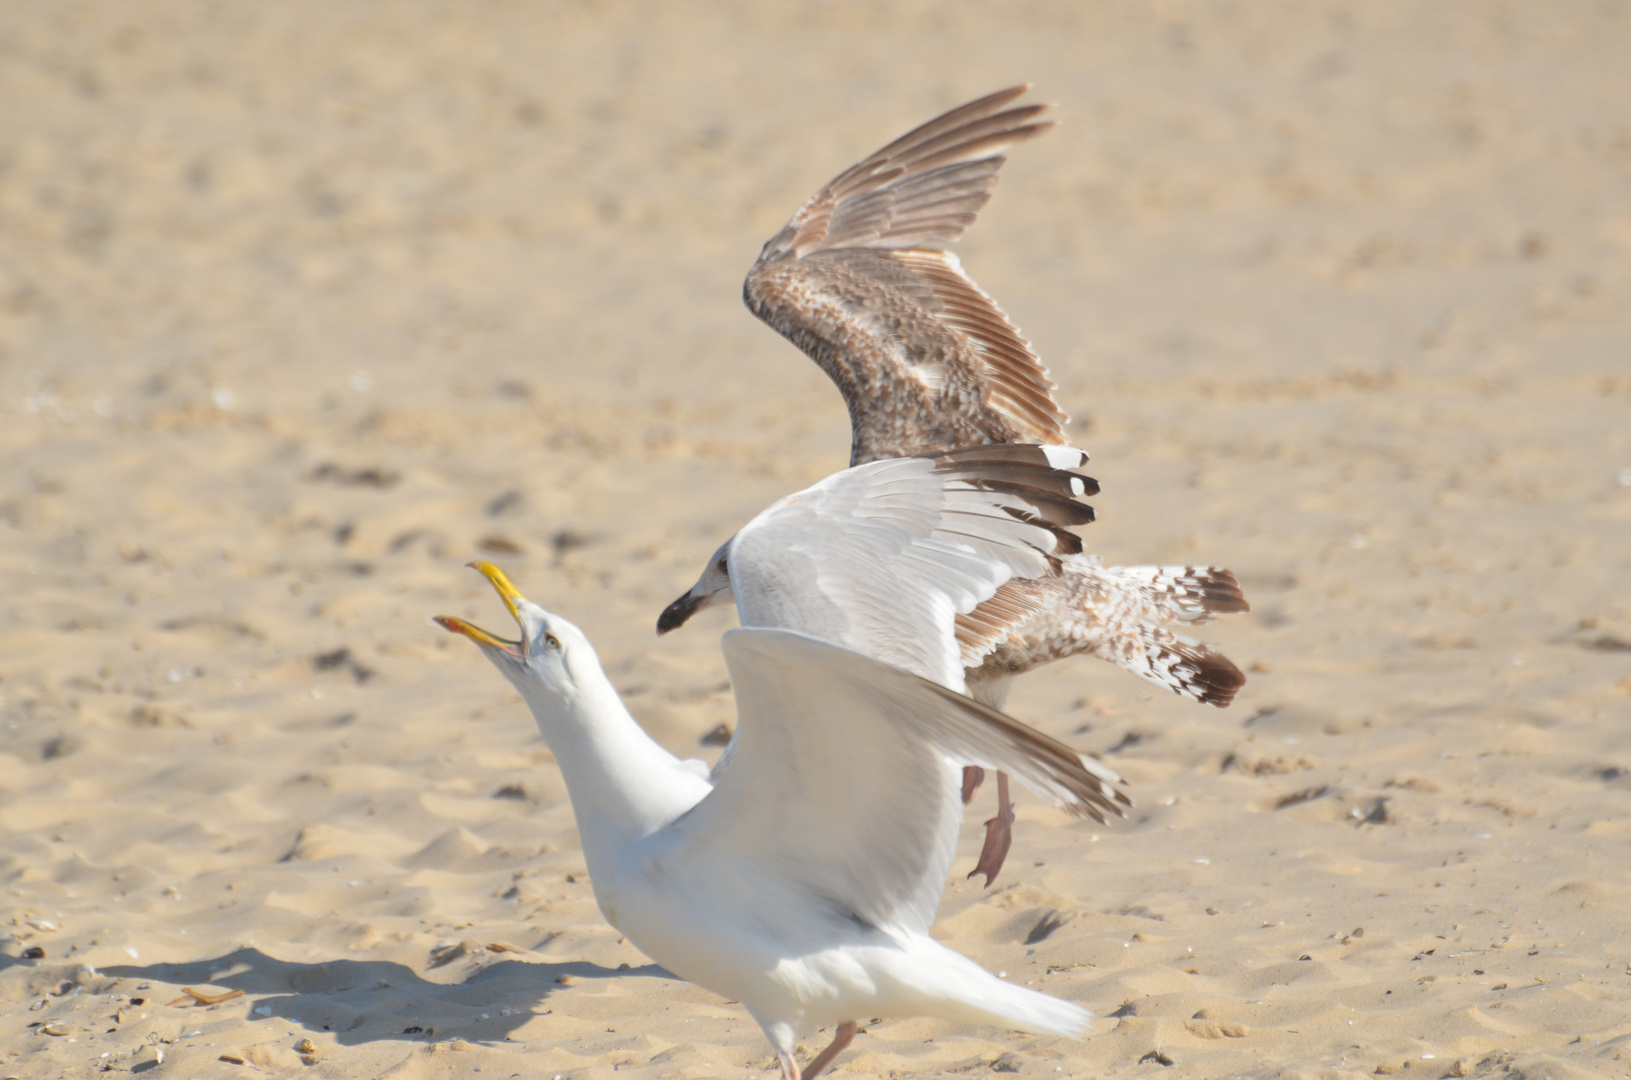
656, 629, 1127, 938
727, 444, 1096, 689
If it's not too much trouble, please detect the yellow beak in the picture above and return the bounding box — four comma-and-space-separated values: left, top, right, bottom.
433, 562, 527, 657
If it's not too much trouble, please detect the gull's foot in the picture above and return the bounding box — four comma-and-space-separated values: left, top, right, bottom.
801, 1021, 857, 1080
967, 770, 1014, 886
961, 765, 985, 805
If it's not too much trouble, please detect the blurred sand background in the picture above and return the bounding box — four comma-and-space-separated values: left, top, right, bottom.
3, 2, 1630, 1077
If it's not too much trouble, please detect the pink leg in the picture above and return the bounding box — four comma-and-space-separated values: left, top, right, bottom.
966, 770, 1014, 886
801, 1021, 857, 1080
777, 1048, 799, 1080
961, 765, 985, 805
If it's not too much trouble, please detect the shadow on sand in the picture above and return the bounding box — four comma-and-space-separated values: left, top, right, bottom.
87, 946, 675, 1046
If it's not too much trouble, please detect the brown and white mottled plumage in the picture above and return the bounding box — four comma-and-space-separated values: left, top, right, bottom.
958, 563, 1250, 710
659, 87, 1249, 883
744, 84, 1065, 466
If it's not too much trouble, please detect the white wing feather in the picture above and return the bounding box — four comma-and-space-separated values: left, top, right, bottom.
726, 451, 1089, 689
660, 630, 1125, 937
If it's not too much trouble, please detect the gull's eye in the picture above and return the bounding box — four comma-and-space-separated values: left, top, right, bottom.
543, 634, 562, 651
716, 558, 728, 573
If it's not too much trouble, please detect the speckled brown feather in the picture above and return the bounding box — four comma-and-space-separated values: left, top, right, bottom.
745, 86, 1066, 466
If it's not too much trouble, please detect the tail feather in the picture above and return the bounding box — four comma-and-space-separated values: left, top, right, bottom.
1130, 627, 1247, 707
959, 561, 1250, 706
1076, 565, 1248, 707
1098, 565, 1249, 624
883, 937, 1089, 1039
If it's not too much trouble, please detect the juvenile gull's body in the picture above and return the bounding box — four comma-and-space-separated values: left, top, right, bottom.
660, 86, 1249, 881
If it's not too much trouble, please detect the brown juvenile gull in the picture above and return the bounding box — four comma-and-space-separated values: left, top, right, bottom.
659, 86, 1248, 883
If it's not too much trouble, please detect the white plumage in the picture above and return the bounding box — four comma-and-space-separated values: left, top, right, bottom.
438, 566, 1104, 1079
727, 446, 1091, 689
435, 443, 1125, 1077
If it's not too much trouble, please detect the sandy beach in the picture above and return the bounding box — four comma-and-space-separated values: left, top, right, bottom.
3, 2, 1630, 1076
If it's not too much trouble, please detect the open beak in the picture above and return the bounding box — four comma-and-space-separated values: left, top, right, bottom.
433, 562, 527, 657
655, 589, 704, 636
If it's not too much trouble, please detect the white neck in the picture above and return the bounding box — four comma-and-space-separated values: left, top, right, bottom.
515, 650, 710, 920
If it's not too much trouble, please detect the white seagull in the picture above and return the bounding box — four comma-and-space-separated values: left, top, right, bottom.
658, 86, 1248, 883
436, 448, 1125, 1079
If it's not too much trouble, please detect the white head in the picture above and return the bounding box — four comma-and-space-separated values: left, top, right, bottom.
655, 537, 736, 635
434, 562, 599, 704
436, 563, 711, 854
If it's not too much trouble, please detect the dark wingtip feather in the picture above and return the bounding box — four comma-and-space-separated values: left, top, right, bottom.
1181, 645, 1248, 708
1195, 569, 1251, 615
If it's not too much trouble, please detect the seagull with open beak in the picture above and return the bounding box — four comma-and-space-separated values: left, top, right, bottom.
435, 556, 1114, 1079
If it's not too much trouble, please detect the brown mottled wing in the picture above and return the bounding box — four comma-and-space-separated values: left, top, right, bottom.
894, 249, 1067, 453
760, 85, 1046, 259
746, 86, 1068, 465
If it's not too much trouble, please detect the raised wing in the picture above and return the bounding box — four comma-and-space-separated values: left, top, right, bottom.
660, 629, 1127, 937
745, 86, 1068, 465
726, 445, 1097, 689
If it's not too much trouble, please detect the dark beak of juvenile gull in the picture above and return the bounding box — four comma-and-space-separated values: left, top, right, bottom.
433, 561, 527, 658
656, 542, 735, 636
655, 590, 705, 636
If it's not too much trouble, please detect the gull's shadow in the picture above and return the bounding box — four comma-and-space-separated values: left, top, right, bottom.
98, 946, 676, 1046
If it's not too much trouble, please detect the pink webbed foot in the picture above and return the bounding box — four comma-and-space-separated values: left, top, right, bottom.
801, 1021, 857, 1080
967, 770, 1015, 886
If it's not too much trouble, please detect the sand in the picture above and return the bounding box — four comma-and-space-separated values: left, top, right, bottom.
3, 2, 1630, 1077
